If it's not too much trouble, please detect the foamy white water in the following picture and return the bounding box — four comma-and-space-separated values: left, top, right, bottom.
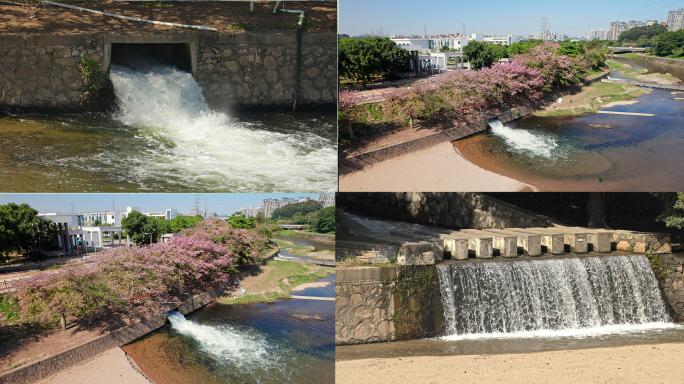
109, 65, 336, 192
438, 255, 673, 341
167, 311, 271, 367
488, 120, 559, 158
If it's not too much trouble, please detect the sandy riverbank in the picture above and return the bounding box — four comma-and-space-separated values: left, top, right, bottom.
37, 348, 149, 384
336, 342, 684, 384
339, 142, 536, 192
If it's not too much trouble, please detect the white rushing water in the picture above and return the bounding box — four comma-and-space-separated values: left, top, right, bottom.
108, 65, 336, 192
488, 120, 559, 158
167, 311, 271, 367
438, 255, 673, 341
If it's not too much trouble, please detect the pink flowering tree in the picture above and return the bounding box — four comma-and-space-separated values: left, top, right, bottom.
13, 266, 121, 330
339, 89, 362, 142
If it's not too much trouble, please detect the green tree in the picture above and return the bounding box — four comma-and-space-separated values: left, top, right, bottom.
462, 41, 496, 70
227, 212, 255, 229
655, 193, 684, 229
121, 211, 160, 245
619, 24, 667, 43
440, 45, 450, 52
168, 215, 204, 233
656, 30, 684, 57
339, 37, 410, 86
0, 203, 56, 261
271, 201, 323, 220
556, 40, 585, 58
316, 206, 335, 233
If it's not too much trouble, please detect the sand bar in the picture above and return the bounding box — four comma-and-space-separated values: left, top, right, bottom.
37, 348, 149, 384
339, 142, 535, 192
336, 342, 684, 384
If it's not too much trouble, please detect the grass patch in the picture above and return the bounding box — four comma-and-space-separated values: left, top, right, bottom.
142, 1, 169, 7
0, 293, 20, 323
11, 363, 22, 370
279, 272, 326, 292
274, 239, 297, 248
606, 60, 631, 71
620, 68, 648, 78
231, 291, 289, 304
289, 246, 315, 256
229, 21, 254, 32
47, 264, 60, 270
337, 258, 395, 267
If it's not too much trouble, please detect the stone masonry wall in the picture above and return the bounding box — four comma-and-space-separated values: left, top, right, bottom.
195, 33, 336, 108
0, 35, 104, 110
336, 266, 444, 346
338, 193, 557, 230
1, 32, 336, 112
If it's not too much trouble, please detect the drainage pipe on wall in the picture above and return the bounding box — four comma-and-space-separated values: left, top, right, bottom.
41, 1, 218, 31
274, 1, 305, 111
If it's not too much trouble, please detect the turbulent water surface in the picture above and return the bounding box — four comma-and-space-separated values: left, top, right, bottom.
0, 65, 336, 192
123, 298, 334, 384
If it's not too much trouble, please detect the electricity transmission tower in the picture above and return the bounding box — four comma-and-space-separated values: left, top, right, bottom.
193, 194, 201, 214
462, 22, 466, 36
71, 202, 75, 214
379, 27, 383, 37
204, 199, 209, 217
423, 25, 427, 36
541, 17, 550, 42
112, 199, 116, 212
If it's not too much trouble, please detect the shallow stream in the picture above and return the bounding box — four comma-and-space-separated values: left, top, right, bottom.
453, 55, 684, 191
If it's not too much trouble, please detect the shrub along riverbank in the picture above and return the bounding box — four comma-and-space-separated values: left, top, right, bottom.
5, 219, 271, 334
339, 42, 609, 144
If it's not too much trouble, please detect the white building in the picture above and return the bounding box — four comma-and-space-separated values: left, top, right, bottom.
319, 193, 335, 208
38, 213, 82, 229
668, 9, 684, 31
483, 35, 519, 45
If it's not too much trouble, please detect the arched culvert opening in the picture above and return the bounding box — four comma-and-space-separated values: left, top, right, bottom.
110, 43, 193, 73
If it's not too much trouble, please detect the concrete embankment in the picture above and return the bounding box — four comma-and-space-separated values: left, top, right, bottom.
622, 53, 684, 70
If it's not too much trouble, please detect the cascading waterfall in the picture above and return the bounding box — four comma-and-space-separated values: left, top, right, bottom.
488, 120, 560, 158
437, 256, 673, 340
107, 64, 337, 192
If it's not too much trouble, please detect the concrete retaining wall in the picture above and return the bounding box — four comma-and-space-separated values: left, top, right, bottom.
623, 54, 684, 70
0, 282, 230, 384
337, 192, 558, 230
335, 266, 444, 345
1, 32, 336, 112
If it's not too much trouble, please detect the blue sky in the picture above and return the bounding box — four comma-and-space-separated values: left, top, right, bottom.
0, 194, 323, 216
340, 0, 682, 37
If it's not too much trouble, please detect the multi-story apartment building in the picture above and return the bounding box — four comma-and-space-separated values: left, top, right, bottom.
319, 193, 335, 208
668, 9, 684, 31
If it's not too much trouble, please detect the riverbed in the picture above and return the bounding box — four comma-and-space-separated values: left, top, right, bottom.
0, 65, 337, 193
453, 55, 684, 191
122, 283, 335, 383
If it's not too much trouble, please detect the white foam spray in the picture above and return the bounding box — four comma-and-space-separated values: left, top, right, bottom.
488, 120, 559, 158
109, 65, 336, 192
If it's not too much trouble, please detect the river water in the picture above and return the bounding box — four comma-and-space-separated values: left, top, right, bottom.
453, 55, 684, 191
122, 286, 334, 383
0, 65, 337, 193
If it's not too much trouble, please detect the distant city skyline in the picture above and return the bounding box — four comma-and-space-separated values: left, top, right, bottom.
0, 194, 322, 217
340, 0, 676, 38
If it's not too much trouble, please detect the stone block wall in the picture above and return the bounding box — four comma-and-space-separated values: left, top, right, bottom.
1, 32, 336, 112
338, 193, 556, 230
652, 253, 684, 320
196, 33, 336, 108
336, 266, 444, 345
0, 34, 103, 110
